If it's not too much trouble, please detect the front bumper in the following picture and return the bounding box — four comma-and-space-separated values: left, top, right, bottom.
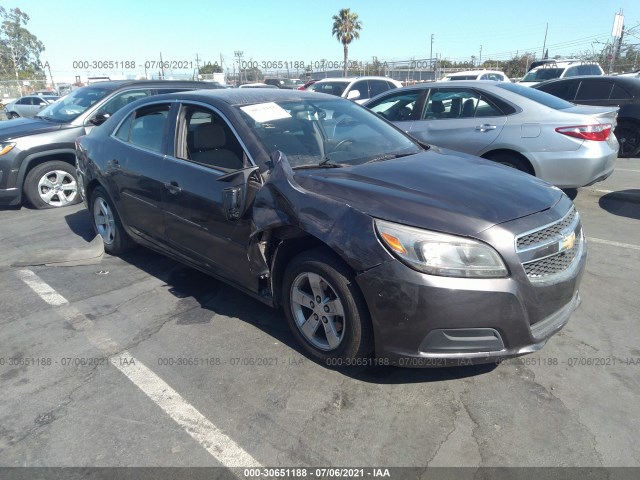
356, 199, 586, 367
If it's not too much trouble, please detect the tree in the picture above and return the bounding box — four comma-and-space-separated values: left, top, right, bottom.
332, 8, 362, 77
0, 7, 46, 94
199, 62, 223, 75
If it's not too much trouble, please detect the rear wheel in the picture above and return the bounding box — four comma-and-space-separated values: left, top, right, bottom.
23, 161, 81, 209
7, 112, 19, 119
615, 121, 640, 158
484, 151, 533, 175
90, 186, 134, 255
282, 249, 373, 364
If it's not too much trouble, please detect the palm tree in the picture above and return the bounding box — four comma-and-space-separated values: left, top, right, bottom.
332, 8, 362, 77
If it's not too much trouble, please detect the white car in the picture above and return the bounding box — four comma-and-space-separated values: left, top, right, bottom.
444, 70, 510, 82
518, 60, 604, 87
307, 76, 402, 104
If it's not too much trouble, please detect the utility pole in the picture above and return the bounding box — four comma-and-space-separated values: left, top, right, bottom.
542, 23, 548, 59
479, 45, 483, 67
234, 51, 244, 84
159, 52, 165, 79
195, 53, 201, 74
46, 63, 56, 94
430, 34, 434, 70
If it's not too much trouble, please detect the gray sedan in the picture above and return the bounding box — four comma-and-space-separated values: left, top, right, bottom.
4, 95, 59, 119
364, 81, 619, 188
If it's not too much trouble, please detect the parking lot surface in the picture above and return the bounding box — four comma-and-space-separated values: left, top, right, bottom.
0, 159, 639, 471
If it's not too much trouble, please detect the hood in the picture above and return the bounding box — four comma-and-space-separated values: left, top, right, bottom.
0, 117, 65, 140
294, 148, 563, 236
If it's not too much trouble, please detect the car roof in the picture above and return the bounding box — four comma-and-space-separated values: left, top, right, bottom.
535, 75, 640, 89
77, 80, 213, 91
149, 88, 342, 106
447, 70, 505, 76
315, 76, 397, 83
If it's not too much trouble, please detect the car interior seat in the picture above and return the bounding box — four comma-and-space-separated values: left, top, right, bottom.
461, 99, 476, 117
449, 97, 462, 118
191, 123, 243, 170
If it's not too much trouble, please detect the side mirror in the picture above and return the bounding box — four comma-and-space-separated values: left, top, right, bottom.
90, 112, 110, 126
346, 89, 361, 100
217, 166, 262, 221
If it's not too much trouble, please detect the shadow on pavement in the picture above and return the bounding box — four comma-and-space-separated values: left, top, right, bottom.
563, 188, 578, 200
64, 208, 97, 242
599, 189, 640, 220
117, 247, 498, 384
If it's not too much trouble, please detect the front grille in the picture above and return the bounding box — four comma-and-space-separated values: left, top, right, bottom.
523, 243, 578, 278
517, 207, 577, 250
516, 206, 583, 281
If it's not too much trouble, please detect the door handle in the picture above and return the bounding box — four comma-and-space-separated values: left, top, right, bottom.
475, 124, 497, 132
164, 181, 182, 195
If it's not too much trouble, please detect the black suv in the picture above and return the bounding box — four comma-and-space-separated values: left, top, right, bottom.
534, 76, 640, 157
0, 80, 216, 208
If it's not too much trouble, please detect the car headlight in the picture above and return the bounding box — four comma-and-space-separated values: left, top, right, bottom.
0, 142, 16, 156
375, 219, 508, 278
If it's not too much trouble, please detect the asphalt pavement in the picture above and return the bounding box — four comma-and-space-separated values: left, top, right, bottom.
0, 159, 639, 474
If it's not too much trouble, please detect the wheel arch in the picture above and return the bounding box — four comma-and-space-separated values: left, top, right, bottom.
18, 149, 77, 191
481, 148, 536, 175
265, 227, 358, 309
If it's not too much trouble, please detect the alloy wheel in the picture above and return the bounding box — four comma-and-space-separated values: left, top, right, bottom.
37, 170, 78, 207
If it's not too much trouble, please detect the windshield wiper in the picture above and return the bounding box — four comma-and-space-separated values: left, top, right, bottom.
365, 152, 415, 164
294, 160, 345, 170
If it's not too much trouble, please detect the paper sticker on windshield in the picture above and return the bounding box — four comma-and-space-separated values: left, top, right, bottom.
241, 102, 291, 123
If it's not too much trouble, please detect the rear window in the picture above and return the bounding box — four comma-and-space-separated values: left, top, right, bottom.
522, 68, 564, 82
497, 83, 575, 110
447, 75, 478, 80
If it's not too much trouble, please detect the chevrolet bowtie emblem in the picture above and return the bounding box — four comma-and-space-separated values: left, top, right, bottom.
560, 231, 576, 251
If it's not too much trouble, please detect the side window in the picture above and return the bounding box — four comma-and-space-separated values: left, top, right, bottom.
178, 105, 245, 171
540, 81, 578, 101
95, 89, 152, 118
17, 97, 30, 105
423, 88, 501, 119
368, 80, 390, 98
564, 66, 580, 77
575, 81, 611, 101
114, 103, 170, 153
367, 90, 422, 121
610, 84, 632, 100
349, 81, 369, 100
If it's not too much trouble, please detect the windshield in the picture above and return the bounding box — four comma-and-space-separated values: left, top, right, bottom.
36, 86, 113, 122
237, 98, 422, 168
521, 68, 563, 82
497, 82, 575, 110
307, 81, 349, 97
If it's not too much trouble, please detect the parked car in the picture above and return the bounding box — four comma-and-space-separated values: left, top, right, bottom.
238, 83, 278, 89
264, 78, 300, 89
4, 95, 59, 119
76, 89, 585, 366
298, 79, 317, 90
306, 76, 402, 103
364, 81, 618, 188
533, 75, 640, 157
0, 80, 216, 209
518, 60, 604, 87
444, 70, 510, 82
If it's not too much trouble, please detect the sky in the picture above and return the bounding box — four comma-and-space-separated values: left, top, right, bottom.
9, 0, 640, 83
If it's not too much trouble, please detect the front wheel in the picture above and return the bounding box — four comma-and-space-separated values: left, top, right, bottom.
23, 161, 82, 209
7, 111, 19, 119
615, 121, 640, 158
90, 186, 134, 255
282, 249, 373, 364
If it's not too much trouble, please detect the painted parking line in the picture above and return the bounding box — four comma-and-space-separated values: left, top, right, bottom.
17, 269, 69, 306
15, 268, 261, 470
588, 237, 640, 251
615, 169, 640, 173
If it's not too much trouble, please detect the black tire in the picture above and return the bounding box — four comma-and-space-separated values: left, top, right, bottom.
282, 248, 373, 364
7, 112, 19, 119
90, 186, 134, 255
484, 151, 534, 175
615, 121, 640, 158
23, 161, 82, 209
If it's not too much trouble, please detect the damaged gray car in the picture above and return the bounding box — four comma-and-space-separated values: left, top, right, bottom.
75, 89, 586, 367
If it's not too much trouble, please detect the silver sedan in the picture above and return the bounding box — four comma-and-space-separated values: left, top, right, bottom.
4, 95, 59, 119
364, 81, 619, 188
